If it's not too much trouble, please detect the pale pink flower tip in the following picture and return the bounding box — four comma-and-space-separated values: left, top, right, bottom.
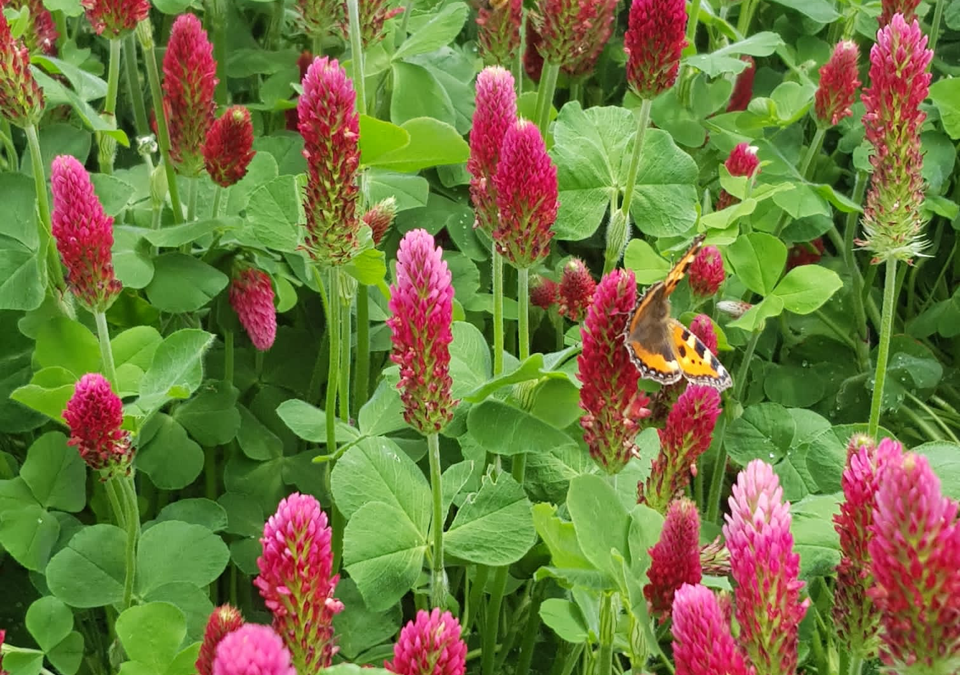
212, 624, 296, 675
869, 452, 960, 671
672, 584, 755, 675
229, 268, 277, 352
493, 119, 559, 269
645, 499, 702, 620
51, 154, 123, 312
723, 460, 809, 675
255, 493, 343, 673
689, 245, 725, 298
386, 609, 468, 675
387, 229, 458, 434
63, 373, 132, 477
624, 0, 687, 99
197, 605, 245, 675
816, 41, 860, 127
468, 66, 518, 236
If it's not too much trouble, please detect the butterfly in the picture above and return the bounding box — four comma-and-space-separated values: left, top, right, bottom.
623, 234, 733, 392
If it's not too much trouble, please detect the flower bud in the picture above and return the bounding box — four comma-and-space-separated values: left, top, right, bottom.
229, 268, 277, 352
815, 41, 860, 127
386, 609, 467, 675
63, 373, 132, 478
624, 0, 687, 99
0, 11, 45, 127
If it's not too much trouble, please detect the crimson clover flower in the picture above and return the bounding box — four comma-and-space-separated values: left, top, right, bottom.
815, 40, 860, 127
624, 0, 687, 99
82, 0, 150, 37
0, 11, 45, 127
672, 584, 755, 675
386, 609, 467, 675
468, 66, 517, 237
197, 605, 245, 675
645, 498, 702, 620
212, 624, 296, 675
229, 268, 277, 352
63, 373, 132, 478
558, 258, 596, 321
204, 106, 256, 188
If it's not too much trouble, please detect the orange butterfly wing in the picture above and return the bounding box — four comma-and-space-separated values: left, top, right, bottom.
669, 319, 733, 391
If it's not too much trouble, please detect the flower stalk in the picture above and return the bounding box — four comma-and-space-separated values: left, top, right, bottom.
534, 62, 559, 132
25, 124, 66, 295
427, 432, 446, 606
122, 34, 149, 137
605, 97, 651, 273
868, 260, 897, 437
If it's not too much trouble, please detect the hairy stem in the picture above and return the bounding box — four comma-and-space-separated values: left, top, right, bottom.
428, 432, 446, 607
122, 35, 149, 137
355, 285, 370, 408
25, 124, 66, 295
535, 63, 561, 133
868, 259, 898, 437
94, 311, 118, 390
493, 248, 505, 375
346, 0, 367, 115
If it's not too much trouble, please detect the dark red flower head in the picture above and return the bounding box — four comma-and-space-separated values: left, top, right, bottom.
63, 373, 132, 477
163, 13, 218, 177
197, 605, 245, 675
624, 0, 687, 99
688, 245, 724, 298
364, 197, 398, 246
535, 0, 618, 73
726, 56, 755, 112
2, 0, 58, 55
229, 268, 277, 352
558, 258, 596, 321
530, 276, 559, 310
815, 40, 860, 127
468, 66, 517, 237
0, 10, 45, 127
204, 106, 255, 188
477, 0, 522, 66
645, 499, 703, 620
82, 0, 150, 37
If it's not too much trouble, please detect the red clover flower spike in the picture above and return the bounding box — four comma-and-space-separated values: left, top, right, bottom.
477, 0, 522, 66
386, 609, 467, 675
204, 106, 256, 188
688, 245, 725, 298
0, 11, 45, 127
558, 258, 596, 321
387, 229, 458, 434
298, 56, 362, 266
869, 452, 960, 672
2, 0, 58, 55
815, 40, 860, 127
197, 605, 245, 675
672, 584, 755, 675
859, 14, 933, 264
716, 143, 759, 211
645, 499, 703, 620
63, 373, 133, 478
163, 13, 218, 177
880, 0, 921, 26
535, 0, 617, 73
624, 0, 687, 100
82, 0, 150, 37
229, 268, 277, 352
723, 460, 809, 675
212, 625, 296, 675
577, 269, 651, 474
492, 119, 559, 269
254, 493, 343, 673
50, 154, 122, 312
467, 66, 517, 237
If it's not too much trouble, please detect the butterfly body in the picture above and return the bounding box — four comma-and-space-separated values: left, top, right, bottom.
623, 235, 733, 392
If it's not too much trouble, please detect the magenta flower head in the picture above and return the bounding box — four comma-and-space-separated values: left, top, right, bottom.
558, 258, 596, 321
859, 15, 932, 264
363, 197, 398, 246
672, 584, 755, 675
641, 386, 721, 513
645, 499, 702, 620
82, 0, 150, 37
833, 436, 903, 657
477, 0, 522, 66
0, 11, 45, 127
163, 13, 218, 177
689, 314, 718, 354
51, 155, 123, 312
298, 56, 361, 266
493, 119, 559, 269
212, 625, 296, 675
716, 143, 760, 210
869, 452, 960, 672
815, 41, 860, 127
467, 66, 517, 237
387, 229, 458, 434
229, 268, 277, 352
4, 0, 58, 55
535, 0, 617, 73
204, 106, 255, 188
530, 276, 559, 310
688, 245, 725, 298
386, 609, 467, 675
297, 0, 344, 37
254, 493, 343, 673
624, 0, 687, 99
577, 269, 652, 474
63, 373, 132, 478
880, 0, 921, 25
723, 460, 809, 675
197, 605, 245, 675
726, 56, 755, 112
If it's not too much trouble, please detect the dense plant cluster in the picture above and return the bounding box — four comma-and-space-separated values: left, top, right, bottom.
0, 0, 958, 674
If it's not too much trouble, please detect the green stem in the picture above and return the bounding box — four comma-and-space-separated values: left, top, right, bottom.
515, 584, 543, 675
346, 0, 367, 115
25, 124, 66, 295
0, 120, 17, 171
427, 432, 446, 607
204, 445, 217, 501
535, 63, 561, 133
686, 0, 702, 47
312, 34, 324, 56
339, 297, 351, 422
224, 330, 234, 384
104, 478, 126, 529
597, 592, 615, 675
465, 565, 489, 632
210, 1, 228, 104
904, 390, 960, 443
929, 0, 946, 54
868, 259, 898, 437
618, 98, 653, 222
187, 177, 198, 222
122, 35, 149, 137
736, 0, 758, 36
94, 312, 118, 390
773, 125, 825, 237
569, 80, 582, 106
848, 656, 863, 675
518, 268, 530, 361
211, 187, 224, 219
842, 171, 870, 358
322, 267, 341, 454
104, 38, 122, 117
117, 475, 140, 610
481, 566, 510, 675
355, 285, 370, 408
492, 249, 505, 376
138, 22, 184, 223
